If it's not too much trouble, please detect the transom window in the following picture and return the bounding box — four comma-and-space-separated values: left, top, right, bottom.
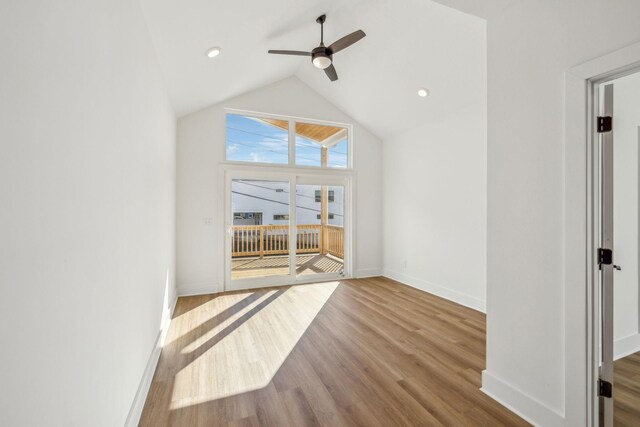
225, 112, 349, 168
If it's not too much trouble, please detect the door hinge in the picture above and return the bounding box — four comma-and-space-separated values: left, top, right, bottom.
598, 248, 612, 269
598, 379, 612, 398
597, 116, 612, 133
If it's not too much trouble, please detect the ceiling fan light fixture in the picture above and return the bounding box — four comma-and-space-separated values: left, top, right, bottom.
205, 47, 221, 58
312, 55, 332, 69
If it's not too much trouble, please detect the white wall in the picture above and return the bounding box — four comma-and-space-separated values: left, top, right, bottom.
0, 1, 176, 426
441, 1, 640, 426
176, 76, 382, 295
382, 101, 487, 312
610, 72, 640, 359
485, 5, 640, 426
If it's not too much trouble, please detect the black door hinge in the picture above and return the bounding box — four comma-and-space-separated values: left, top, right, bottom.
598, 379, 612, 398
598, 248, 612, 269
598, 116, 612, 133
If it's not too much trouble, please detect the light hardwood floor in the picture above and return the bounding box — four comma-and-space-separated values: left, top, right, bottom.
614, 351, 640, 426
139, 277, 529, 426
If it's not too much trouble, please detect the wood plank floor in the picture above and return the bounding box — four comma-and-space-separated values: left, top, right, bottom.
139, 277, 529, 426
614, 351, 640, 426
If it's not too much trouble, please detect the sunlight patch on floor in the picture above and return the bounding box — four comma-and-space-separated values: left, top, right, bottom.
179, 292, 272, 354
167, 292, 256, 343
168, 281, 339, 409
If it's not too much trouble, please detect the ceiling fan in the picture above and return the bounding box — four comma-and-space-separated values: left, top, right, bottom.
268, 15, 366, 82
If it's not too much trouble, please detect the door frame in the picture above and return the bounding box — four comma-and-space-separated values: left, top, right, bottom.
564, 41, 640, 427
598, 83, 614, 427
223, 164, 353, 292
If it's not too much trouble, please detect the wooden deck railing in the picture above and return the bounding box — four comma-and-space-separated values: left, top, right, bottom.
232, 224, 344, 259
324, 225, 345, 259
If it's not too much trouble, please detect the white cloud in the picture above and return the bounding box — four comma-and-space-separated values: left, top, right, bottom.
250, 152, 268, 163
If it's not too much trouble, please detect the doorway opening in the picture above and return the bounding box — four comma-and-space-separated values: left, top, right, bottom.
563, 41, 640, 427
596, 72, 640, 427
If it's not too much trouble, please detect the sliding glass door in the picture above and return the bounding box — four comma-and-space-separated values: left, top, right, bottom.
225, 171, 349, 291
230, 178, 292, 281
295, 183, 345, 279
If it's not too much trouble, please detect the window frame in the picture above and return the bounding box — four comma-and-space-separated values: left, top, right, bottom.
224, 108, 353, 170
223, 168, 354, 292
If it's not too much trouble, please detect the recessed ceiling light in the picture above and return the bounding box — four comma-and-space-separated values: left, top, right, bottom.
417, 88, 430, 97
206, 47, 221, 58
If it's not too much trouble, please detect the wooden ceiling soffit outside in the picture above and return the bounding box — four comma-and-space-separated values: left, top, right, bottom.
259, 118, 344, 144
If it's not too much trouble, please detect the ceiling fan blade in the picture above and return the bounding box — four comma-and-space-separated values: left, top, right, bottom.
327, 30, 366, 54
324, 64, 338, 81
268, 50, 311, 56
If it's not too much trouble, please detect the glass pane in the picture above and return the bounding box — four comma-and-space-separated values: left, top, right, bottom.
295, 184, 344, 277
226, 114, 289, 164
231, 179, 291, 280
295, 122, 348, 168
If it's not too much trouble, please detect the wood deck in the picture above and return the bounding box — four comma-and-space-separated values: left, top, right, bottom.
231, 254, 343, 280
139, 277, 530, 426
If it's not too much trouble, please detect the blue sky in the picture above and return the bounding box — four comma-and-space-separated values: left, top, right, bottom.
226, 114, 348, 167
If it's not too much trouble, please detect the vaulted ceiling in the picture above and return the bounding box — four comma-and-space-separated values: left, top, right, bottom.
140, 0, 486, 139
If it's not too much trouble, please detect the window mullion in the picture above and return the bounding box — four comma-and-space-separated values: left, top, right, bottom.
289, 120, 295, 166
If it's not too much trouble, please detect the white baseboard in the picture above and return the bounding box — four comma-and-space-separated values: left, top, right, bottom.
179, 273, 386, 295
124, 296, 177, 427
481, 370, 564, 427
382, 268, 486, 313
355, 268, 382, 278
178, 281, 223, 297
615, 332, 640, 360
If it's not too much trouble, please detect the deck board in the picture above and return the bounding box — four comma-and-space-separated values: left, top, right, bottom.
231, 254, 343, 280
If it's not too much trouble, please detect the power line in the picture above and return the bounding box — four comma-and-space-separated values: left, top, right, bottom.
235, 180, 317, 200
232, 191, 344, 217
227, 139, 322, 164
295, 139, 348, 156
226, 125, 288, 143
235, 181, 342, 204
226, 139, 287, 155
227, 140, 345, 167
226, 125, 348, 155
